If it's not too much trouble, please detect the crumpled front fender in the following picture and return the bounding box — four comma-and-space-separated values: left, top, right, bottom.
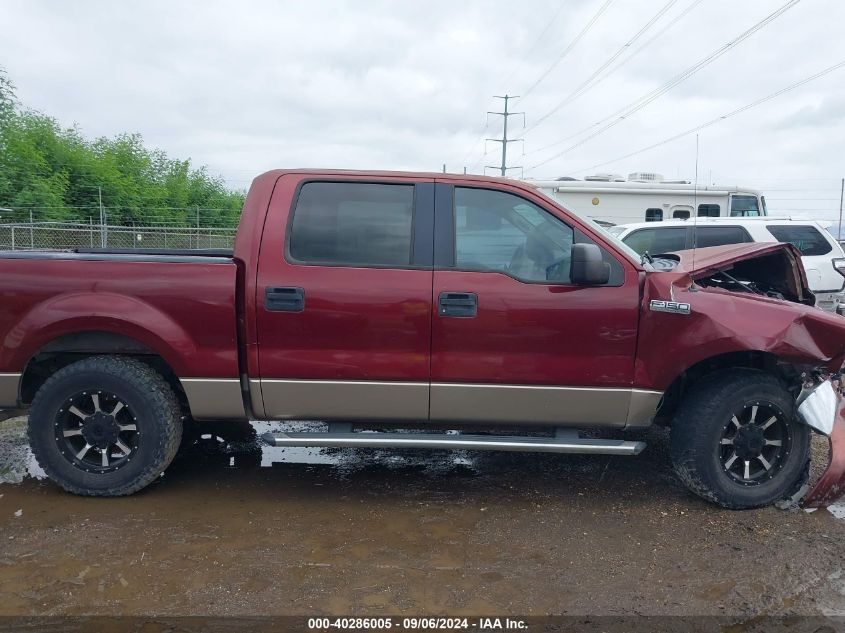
636, 270, 845, 390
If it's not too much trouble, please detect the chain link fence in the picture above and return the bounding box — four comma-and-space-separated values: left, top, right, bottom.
0, 221, 237, 250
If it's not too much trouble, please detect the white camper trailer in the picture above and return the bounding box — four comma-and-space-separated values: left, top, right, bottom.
526, 172, 767, 226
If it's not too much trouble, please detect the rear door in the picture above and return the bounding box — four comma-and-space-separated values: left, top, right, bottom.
255, 175, 434, 420
429, 182, 650, 428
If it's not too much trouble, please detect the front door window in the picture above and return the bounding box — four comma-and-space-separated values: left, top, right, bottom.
454, 187, 574, 283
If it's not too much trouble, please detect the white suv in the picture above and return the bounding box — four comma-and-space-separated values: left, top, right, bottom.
608, 218, 845, 313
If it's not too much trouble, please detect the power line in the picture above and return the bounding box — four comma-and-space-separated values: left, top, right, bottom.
463, 0, 608, 170
460, 1, 571, 170
468, 117, 503, 173
557, 0, 706, 108
557, 60, 845, 176
605, 0, 705, 71
485, 95, 524, 177
524, 0, 678, 134
519, 0, 615, 101
526, 0, 803, 168
500, 1, 571, 92
461, 118, 491, 168
454, 0, 568, 171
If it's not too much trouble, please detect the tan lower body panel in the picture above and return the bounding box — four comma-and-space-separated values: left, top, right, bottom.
260, 379, 430, 421
181, 378, 246, 420
626, 389, 665, 427
430, 383, 659, 427
249, 379, 265, 419
0, 373, 20, 408
257, 378, 662, 428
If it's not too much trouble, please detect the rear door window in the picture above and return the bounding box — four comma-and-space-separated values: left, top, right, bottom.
622, 227, 687, 255
288, 182, 414, 266
693, 226, 752, 248
766, 225, 832, 256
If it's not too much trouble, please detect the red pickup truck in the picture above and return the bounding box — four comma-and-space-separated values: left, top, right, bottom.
2, 170, 844, 508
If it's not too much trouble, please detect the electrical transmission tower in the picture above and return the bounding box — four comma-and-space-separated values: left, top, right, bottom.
485, 95, 525, 177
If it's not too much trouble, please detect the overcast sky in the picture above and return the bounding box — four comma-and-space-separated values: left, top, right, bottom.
2, 0, 845, 217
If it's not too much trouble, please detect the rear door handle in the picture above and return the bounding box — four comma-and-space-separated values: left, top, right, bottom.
265, 287, 305, 312
438, 292, 477, 318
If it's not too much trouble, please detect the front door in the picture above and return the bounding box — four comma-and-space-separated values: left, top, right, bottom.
255, 175, 435, 421
429, 182, 646, 427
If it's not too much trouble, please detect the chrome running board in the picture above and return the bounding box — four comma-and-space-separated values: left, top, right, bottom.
260, 430, 645, 455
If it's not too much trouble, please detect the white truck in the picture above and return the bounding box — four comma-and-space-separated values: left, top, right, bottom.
526, 172, 767, 226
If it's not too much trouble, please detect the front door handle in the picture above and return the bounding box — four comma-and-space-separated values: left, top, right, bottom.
438, 292, 477, 318
265, 287, 305, 312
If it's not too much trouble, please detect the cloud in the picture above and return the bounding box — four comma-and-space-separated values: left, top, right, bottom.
1, 0, 844, 218
778, 94, 845, 129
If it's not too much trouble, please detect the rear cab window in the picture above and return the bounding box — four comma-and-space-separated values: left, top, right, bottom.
765, 225, 832, 256
288, 182, 415, 266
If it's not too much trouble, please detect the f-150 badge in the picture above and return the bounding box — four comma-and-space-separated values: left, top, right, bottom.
650, 300, 691, 315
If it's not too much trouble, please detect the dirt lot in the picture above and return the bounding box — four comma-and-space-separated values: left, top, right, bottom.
1, 417, 844, 620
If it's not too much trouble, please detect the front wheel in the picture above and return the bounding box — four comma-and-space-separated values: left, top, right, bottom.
670, 369, 810, 509
28, 356, 183, 496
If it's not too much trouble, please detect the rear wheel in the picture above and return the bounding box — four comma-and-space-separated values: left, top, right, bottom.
670, 369, 810, 509
28, 356, 182, 496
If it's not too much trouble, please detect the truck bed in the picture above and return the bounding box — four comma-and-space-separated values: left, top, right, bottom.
0, 249, 240, 384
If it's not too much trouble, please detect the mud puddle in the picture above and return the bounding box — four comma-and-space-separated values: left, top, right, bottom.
2, 417, 845, 616
0, 417, 44, 484
181, 420, 482, 475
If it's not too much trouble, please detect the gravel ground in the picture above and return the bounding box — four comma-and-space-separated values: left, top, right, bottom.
1, 417, 844, 619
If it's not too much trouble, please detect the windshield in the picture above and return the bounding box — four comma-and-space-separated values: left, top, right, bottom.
534, 188, 642, 264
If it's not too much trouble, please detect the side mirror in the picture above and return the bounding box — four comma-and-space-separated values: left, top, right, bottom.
570, 243, 610, 285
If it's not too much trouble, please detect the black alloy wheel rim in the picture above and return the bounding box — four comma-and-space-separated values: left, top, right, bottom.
53, 390, 139, 473
718, 401, 792, 486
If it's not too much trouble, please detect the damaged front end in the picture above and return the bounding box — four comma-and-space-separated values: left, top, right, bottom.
641, 242, 845, 508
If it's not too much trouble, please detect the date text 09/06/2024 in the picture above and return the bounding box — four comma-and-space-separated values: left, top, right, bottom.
307, 617, 527, 630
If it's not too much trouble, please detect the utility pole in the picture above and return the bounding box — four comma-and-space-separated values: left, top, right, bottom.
485, 95, 524, 177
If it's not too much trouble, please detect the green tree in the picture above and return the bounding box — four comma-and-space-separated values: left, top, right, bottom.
0, 66, 245, 226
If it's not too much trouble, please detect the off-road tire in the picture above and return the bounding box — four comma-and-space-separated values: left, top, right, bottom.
669, 368, 810, 509
28, 355, 182, 496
